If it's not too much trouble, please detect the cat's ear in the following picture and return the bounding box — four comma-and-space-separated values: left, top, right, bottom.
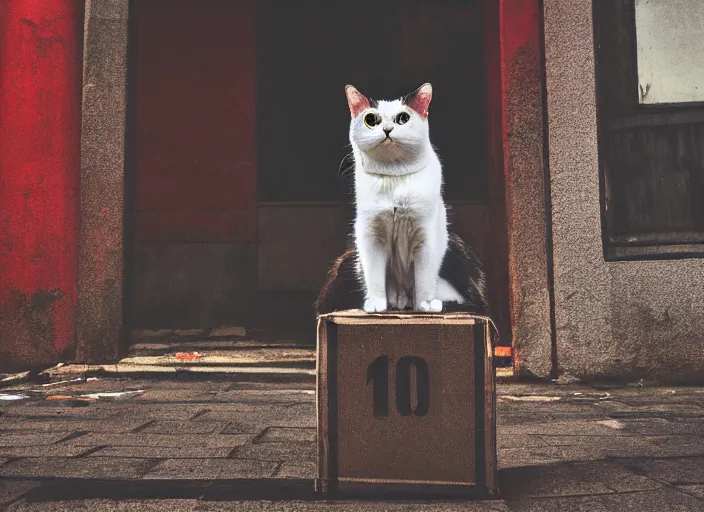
403, 83, 433, 119
345, 85, 371, 117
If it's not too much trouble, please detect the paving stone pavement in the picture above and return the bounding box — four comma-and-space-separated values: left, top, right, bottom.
0, 379, 703, 511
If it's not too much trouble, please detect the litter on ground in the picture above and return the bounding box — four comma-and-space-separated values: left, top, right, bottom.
500, 395, 562, 402
0, 393, 30, 401
174, 352, 202, 361
80, 390, 145, 400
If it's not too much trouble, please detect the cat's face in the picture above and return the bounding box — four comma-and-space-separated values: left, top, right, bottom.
345, 84, 433, 163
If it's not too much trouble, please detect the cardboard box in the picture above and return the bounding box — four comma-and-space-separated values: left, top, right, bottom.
316, 310, 498, 498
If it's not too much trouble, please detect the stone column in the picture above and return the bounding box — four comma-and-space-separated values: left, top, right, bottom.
500, 0, 554, 378
75, 0, 129, 363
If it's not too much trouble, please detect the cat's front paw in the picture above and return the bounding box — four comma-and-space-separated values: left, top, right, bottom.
419, 299, 443, 313
363, 297, 388, 313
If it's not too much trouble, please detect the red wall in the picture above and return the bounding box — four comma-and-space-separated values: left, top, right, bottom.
133, 0, 257, 243
0, 0, 81, 368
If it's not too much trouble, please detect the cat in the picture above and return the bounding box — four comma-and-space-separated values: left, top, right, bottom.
315, 83, 489, 316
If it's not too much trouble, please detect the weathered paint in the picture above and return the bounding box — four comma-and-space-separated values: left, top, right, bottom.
0, 0, 81, 369
499, 0, 554, 377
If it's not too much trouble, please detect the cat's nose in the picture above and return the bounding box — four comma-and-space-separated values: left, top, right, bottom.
383, 126, 394, 136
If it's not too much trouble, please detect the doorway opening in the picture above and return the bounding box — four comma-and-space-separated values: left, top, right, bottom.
125, 0, 502, 357
256, 0, 490, 332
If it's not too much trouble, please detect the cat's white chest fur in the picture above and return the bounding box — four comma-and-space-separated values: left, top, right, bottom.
354, 154, 450, 313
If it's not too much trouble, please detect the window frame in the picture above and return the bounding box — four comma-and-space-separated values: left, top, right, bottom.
593, 0, 704, 260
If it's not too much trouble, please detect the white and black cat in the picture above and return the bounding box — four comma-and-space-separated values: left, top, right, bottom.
316, 83, 489, 316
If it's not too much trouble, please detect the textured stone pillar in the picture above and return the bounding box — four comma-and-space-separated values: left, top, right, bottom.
500, 0, 554, 378
75, 0, 129, 363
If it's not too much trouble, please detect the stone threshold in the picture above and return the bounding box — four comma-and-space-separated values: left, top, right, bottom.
41, 363, 513, 383
42, 363, 316, 383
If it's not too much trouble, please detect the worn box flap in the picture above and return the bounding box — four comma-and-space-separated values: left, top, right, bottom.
319, 309, 493, 325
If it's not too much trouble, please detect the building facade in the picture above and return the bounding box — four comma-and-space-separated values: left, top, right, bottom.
1, 0, 702, 383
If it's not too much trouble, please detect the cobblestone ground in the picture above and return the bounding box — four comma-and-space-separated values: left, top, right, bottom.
1, 379, 703, 511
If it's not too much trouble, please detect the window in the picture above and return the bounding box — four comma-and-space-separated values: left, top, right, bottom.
594, 0, 704, 260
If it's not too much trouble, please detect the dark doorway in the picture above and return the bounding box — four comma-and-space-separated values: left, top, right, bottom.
254, 0, 492, 339
126, 0, 497, 348
257, 1, 487, 204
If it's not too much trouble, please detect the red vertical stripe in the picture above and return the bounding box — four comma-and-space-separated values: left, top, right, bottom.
499, 0, 543, 373
0, 0, 80, 365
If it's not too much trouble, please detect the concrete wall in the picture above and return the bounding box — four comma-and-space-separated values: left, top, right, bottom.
543, 0, 704, 383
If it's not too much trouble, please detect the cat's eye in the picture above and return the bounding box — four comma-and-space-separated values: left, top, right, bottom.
395, 112, 411, 125
363, 112, 382, 128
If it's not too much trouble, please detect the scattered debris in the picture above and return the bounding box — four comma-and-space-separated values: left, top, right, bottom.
597, 419, 625, 430
80, 390, 145, 401
174, 352, 202, 361
566, 391, 613, 404
500, 395, 562, 402
0, 371, 30, 388
552, 374, 582, 385
44, 398, 90, 407
43, 389, 144, 404
572, 391, 612, 400
41, 377, 85, 387
41, 363, 65, 373
87, 377, 100, 382
626, 379, 657, 388
0, 393, 29, 401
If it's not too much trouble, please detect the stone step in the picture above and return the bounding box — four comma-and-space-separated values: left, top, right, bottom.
130, 326, 314, 345
41, 363, 316, 383
41, 362, 513, 384
121, 347, 316, 368
128, 340, 311, 357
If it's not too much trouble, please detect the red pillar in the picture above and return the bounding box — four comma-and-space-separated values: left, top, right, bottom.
499, 0, 553, 376
0, 0, 81, 369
